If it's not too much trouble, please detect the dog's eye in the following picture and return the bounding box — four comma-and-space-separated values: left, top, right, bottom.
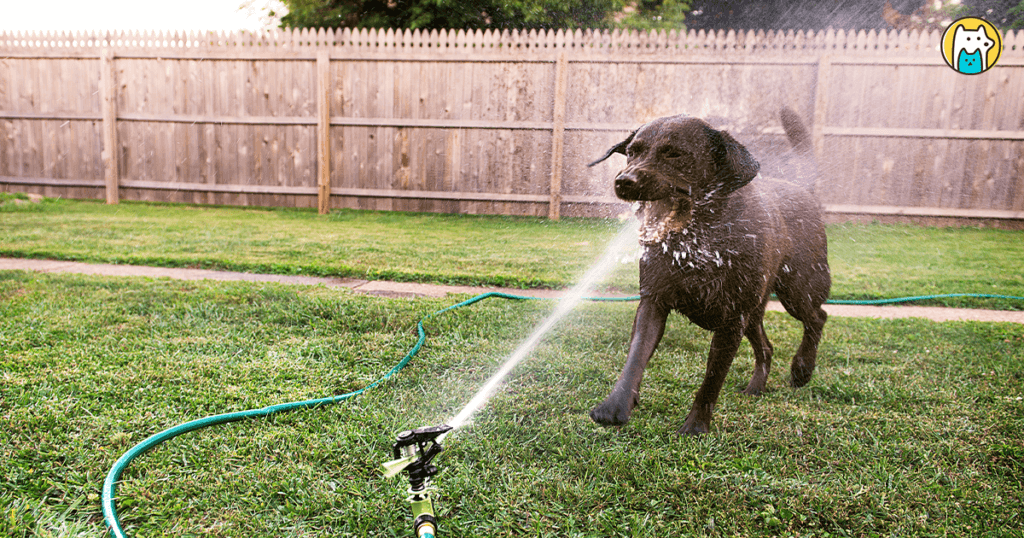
660, 147, 683, 159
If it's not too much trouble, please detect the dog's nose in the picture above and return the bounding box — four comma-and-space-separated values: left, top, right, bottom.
615, 170, 642, 200
615, 170, 639, 188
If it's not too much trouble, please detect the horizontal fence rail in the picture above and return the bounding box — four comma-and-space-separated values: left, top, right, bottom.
2, 27, 1023, 224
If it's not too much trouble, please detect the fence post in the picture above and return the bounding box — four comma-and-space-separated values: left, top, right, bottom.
812, 55, 831, 168
548, 52, 568, 220
101, 48, 119, 204
316, 49, 332, 215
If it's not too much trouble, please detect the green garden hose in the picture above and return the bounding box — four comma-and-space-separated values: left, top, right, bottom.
101, 290, 1023, 538
102, 291, 521, 538
826, 293, 1024, 305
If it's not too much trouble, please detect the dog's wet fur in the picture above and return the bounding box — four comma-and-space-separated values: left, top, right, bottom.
588, 108, 831, 435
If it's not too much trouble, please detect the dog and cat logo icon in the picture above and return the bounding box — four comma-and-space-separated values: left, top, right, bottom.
941, 17, 1002, 74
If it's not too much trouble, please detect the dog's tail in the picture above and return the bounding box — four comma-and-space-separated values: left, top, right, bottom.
780, 106, 813, 155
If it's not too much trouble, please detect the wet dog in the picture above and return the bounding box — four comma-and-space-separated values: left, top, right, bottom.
587, 108, 830, 435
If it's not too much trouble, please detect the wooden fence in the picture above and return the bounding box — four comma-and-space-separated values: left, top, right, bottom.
2, 27, 1023, 224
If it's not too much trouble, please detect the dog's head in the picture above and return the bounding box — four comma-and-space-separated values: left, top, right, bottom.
590, 115, 760, 242
591, 115, 760, 203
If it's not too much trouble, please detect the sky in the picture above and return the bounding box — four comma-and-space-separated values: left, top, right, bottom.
0, 0, 285, 33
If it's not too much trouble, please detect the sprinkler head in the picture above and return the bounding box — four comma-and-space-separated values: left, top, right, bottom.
383, 424, 452, 538
383, 424, 452, 486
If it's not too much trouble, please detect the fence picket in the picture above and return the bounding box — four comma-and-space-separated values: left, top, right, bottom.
1013, 30, 1024, 56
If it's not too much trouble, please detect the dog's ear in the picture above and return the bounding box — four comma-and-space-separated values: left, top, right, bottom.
588, 130, 637, 167
708, 128, 759, 195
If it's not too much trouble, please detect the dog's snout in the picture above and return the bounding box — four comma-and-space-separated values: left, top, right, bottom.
614, 169, 644, 200
614, 167, 677, 202
615, 170, 638, 187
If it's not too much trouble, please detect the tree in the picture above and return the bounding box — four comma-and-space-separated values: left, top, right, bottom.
683, 0, 1024, 31
882, 0, 1024, 31
616, 0, 691, 31
881, 0, 967, 33
274, 0, 626, 30
1011, 1, 1024, 28
986, 0, 1024, 28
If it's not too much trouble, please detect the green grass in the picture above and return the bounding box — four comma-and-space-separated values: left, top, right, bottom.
0, 198, 620, 290
0, 192, 31, 204
2, 272, 1022, 537
1, 199, 1022, 309
827, 223, 1024, 310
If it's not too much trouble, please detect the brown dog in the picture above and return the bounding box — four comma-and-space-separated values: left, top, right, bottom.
588, 108, 830, 435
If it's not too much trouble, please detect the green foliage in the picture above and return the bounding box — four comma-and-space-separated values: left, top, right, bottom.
616, 0, 690, 30
1008, 0, 1024, 29
277, 0, 625, 30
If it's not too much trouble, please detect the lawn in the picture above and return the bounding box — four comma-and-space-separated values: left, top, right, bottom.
1, 272, 1022, 537
0, 198, 617, 289
1, 198, 1023, 309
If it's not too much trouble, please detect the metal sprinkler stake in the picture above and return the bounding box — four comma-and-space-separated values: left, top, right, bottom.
382, 424, 452, 538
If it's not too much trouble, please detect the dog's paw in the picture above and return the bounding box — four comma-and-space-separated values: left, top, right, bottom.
739, 385, 764, 397
740, 377, 768, 396
790, 363, 815, 388
677, 408, 711, 436
589, 398, 633, 426
677, 418, 710, 436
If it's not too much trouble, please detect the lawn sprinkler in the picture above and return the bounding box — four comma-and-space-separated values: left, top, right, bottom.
382, 424, 453, 538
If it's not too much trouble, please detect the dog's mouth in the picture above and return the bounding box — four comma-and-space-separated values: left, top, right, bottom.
636, 195, 693, 245
672, 185, 693, 199
614, 168, 691, 202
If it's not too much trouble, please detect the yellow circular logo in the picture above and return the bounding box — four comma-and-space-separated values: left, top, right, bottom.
941, 17, 1002, 75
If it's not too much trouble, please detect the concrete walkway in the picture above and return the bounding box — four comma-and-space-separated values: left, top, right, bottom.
3, 257, 1022, 324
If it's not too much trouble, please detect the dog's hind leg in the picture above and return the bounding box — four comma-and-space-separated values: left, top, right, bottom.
776, 281, 828, 388
740, 304, 774, 396
679, 322, 745, 435
590, 298, 669, 427
788, 306, 827, 387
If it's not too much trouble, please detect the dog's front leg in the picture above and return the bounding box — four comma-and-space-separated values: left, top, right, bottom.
590, 298, 669, 426
679, 323, 745, 435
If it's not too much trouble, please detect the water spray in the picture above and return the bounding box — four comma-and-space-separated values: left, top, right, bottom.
380, 220, 641, 537
382, 424, 453, 538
